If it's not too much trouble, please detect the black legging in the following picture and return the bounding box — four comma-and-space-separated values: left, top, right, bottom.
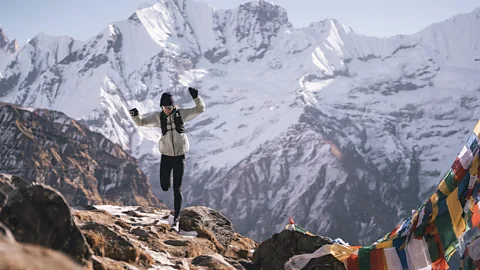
160, 154, 185, 219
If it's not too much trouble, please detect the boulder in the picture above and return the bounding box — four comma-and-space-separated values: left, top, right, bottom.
0, 174, 30, 212
0, 189, 6, 212
80, 222, 153, 267
0, 184, 92, 265
92, 255, 141, 270
225, 232, 258, 260
192, 254, 245, 270
0, 221, 15, 243
252, 230, 346, 270
0, 174, 29, 195
180, 206, 235, 254
0, 241, 84, 270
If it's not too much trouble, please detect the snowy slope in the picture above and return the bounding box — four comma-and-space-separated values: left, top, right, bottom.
1, 0, 480, 243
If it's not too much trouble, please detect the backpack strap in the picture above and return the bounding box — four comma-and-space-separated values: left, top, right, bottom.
160, 109, 184, 135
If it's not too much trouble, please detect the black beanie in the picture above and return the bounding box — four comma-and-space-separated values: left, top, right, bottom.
160, 92, 174, 106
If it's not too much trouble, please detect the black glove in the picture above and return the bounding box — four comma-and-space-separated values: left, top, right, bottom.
188, 87, 198, 99
129, 108, 139, 117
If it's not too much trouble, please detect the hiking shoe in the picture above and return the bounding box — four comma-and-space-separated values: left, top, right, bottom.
171, 217, 179, 232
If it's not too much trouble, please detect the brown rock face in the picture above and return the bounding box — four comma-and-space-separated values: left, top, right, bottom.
180, 206, 236, 255
0, 184, 92, 265
0, 102, 161, 207
80, 222, 153, 266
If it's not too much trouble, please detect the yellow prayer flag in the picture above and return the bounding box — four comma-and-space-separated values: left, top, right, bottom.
471, 155, 479, 176
329, 243, 360, 262
446, 187, 466, 238
375, 240, 393, 249
474, 120, 480, 137
438, 180, 450, 196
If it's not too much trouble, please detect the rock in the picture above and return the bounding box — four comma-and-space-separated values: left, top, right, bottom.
0, 174, 14, 195
0, 241, 84, 270
123, 210, 146, 217
192, 254, 243, 269
145, 225, 160, 238
10, 175, 29, 189
0, 173, 29, 195
252, 230, 346, 270
92, 255, 140, 270
0, 221, 15, 243
225, 232, 258, 260
0, 189, 6, 211
196, 227, 226, 253
135, 206, 159, 213
115, 219, 132, 230
238, 259, 256, 270
131, 226, 149, 239
180, 206, 235, 254
0, 184, 92, 265
81, 205, 98, 211
225, 258, 248, 270
174, 259, 191, 270
164, 239, 189, 247
80, 222, 153, 267
157, 223, 171, 233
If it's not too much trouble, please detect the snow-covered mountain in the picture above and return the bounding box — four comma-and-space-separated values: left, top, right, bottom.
0, 32, 82, 100
1, 0, 480, 243
0, 27, 19, 76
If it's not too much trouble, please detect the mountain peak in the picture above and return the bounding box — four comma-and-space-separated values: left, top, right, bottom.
21, 32, 78, 54
237, 0, 291, 26
0, 27, 18, 54
243, 0, 275, 8
0, 27, 8, 47
306, 18, 353, 34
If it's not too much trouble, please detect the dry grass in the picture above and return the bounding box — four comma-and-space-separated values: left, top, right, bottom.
225, 233, 258, 260
83, 230, 106, 257
196, 227, 225, 254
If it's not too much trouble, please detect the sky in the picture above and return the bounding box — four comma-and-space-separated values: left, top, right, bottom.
0, 0, 479, 45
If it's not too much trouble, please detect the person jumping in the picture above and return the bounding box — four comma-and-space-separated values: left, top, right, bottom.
129, 87, 205, 231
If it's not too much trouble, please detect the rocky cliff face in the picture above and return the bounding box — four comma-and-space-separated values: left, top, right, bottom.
0, 176, 259, 269
0, 103, 161, 206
